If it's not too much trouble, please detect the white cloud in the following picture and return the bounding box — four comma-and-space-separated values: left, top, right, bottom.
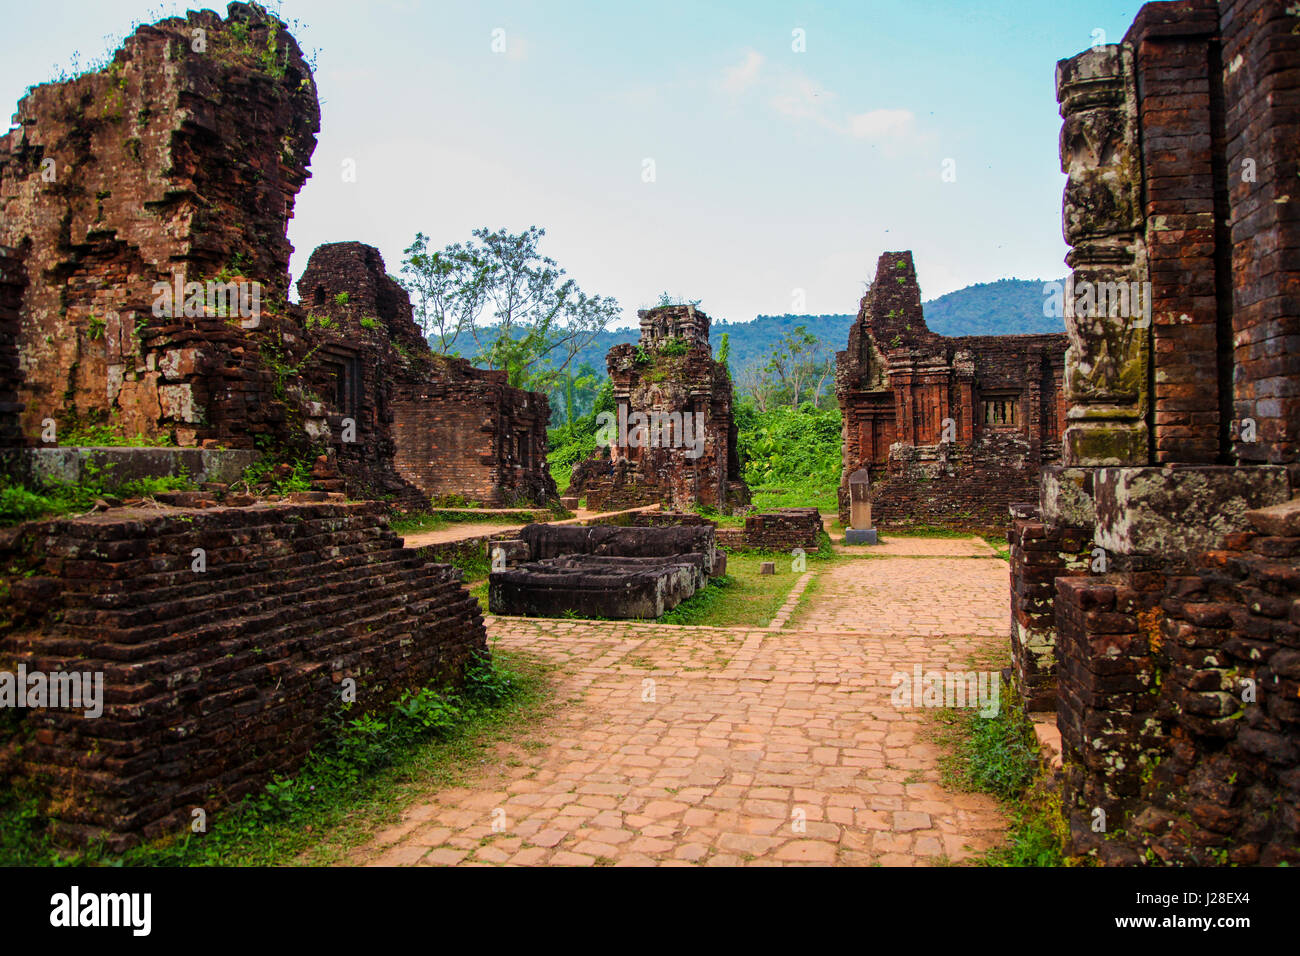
769, 72, 834, 123
721, 49, 763, 94
847, 108, 915, 139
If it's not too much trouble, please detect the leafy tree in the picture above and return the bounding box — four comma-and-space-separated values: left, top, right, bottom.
398, 232, 485, 354
400, 226, 619, 390
763, 325, 832, 410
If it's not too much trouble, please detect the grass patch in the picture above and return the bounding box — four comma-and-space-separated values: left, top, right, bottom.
879, 524, 972, 539
930, 681, 1071, 867
0, 650, 548, 866
749, 484, 838, 512
657, 551, 805, 627
0, 471, 197, 526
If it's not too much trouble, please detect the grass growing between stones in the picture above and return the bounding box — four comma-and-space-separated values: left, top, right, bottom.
0, 649, 552, 867
931, 680, 1071, 867
657, 547, 824, 628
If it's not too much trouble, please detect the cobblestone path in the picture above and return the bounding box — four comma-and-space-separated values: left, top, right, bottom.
354, 539, 1010, 866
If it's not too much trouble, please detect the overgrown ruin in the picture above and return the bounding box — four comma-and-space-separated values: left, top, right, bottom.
0, 4, 540, 847
296, 242, 556, 507
0, 4, 321, 453
1010, 0, 1300, 864
569, 305, 750, 513
0, 3, 555, 508
836, 252, 1068, 535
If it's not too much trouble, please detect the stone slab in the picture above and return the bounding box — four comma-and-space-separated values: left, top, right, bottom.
845, 528, 879, 545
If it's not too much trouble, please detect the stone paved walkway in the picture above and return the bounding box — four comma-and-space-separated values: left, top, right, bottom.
351, 537, 1011, 867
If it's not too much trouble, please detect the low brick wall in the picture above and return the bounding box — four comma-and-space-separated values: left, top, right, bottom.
1008, 518, 1091, 710
1055, 503, 1300, 864
0, 501, 486, 850
743, 508, 821, 552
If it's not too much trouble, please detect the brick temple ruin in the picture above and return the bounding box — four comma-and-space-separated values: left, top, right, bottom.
569, 305, 749, 512
0, 3, 554, 508
835, 252, 1068, 534
1010, 0, 1300, 865
0, 4, 541, 847
296, 242, 555, 506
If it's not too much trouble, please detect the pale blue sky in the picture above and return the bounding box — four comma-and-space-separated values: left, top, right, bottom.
2, 0, 1147, 328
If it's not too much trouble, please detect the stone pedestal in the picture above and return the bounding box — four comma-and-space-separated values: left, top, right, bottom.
846, 467, 878, 545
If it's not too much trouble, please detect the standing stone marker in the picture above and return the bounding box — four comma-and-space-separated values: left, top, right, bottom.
845, 468, 878, 544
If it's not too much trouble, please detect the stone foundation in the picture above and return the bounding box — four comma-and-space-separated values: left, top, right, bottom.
489, 554, 707, 619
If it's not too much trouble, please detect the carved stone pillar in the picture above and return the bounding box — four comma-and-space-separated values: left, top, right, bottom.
1057, 45, 1150, 467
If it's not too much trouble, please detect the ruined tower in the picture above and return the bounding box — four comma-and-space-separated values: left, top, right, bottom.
0, 3, 321, 449
570, 305, 749, 513
836, 251, 1067, 534
297, 241, 557, 507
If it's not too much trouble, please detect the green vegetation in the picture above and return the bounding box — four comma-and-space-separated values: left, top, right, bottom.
0, 651, 541, 866
736, 403, 841, 512
933, 683, 1071, 866
658, 549, 818, 628
0, 465, 195, 526
233, 442, 314, 497
400, 226, 618, 391
56, 416, 175, 448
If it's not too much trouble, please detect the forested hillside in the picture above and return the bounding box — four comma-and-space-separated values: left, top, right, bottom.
558, 277, 1064, 384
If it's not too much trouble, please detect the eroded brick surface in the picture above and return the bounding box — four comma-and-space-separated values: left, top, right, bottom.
571, 306, 749, 513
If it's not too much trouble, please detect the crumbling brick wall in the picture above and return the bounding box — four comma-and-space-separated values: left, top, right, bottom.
295, 241, 557, 508
835, 252, 1067, 535
571, 306, 750, 513
390, 360, 555, 507
0, 246, 25, 458
0, 3, 324, 452
1009, 511, 1092, 710
0, 500, 487, 849
1014, 0, 1300, 864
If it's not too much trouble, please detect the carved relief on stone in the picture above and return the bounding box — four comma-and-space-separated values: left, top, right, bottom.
1056, 44, 1150, 467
